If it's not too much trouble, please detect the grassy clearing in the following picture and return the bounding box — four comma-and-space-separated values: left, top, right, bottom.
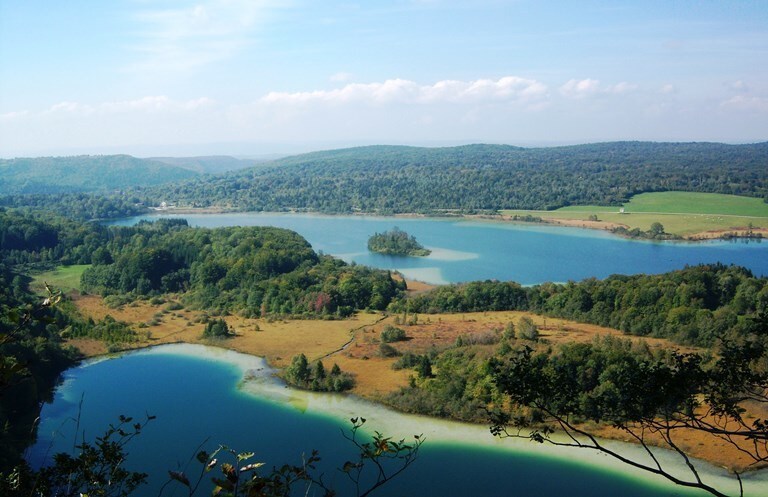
501, 191, 768, 237
31, 264, 89, 294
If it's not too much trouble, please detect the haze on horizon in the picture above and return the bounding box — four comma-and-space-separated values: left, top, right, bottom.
1, 0, 766, 158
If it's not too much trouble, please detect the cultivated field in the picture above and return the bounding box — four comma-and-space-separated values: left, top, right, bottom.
502, 191, 768, 238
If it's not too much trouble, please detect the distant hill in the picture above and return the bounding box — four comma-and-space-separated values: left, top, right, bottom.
148, 155, 277, 175
147, 142, 768, 213
0, 155, 198, 194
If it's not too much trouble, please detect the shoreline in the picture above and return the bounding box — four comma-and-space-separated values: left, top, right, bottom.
142, 206, 768, 242
65, 341, 767, 496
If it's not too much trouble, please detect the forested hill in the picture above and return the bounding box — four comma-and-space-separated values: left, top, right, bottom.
147, 155, 274, 175
151, 141, 768, 213
0, 155, 198, 194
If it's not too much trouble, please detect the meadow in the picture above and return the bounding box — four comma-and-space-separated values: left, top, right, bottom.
502, 191, 768, 237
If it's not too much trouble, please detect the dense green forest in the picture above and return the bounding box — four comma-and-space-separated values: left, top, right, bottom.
143, 142, 768, 213
367, 227, 431, 256
0, 192, 148, 221
79, 220, 404, 316
0, 155, 198, 194
3, 142, 767, 221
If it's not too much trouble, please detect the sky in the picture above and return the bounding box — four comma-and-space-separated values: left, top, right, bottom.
1, 0, 767, 157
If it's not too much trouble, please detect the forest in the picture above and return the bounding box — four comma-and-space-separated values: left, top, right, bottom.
2, 142, 767, 223
142, 141, 768, 213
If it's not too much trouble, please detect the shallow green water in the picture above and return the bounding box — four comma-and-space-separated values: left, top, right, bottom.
29, 345, 762, 497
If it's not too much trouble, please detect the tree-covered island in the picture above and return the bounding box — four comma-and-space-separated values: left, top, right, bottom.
368, 227, 431, 256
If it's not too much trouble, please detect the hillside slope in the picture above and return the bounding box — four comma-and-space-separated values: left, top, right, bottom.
0, 155, 198, 194
149, 142, 768, 213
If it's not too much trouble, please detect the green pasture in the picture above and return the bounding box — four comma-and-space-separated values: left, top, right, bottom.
31, 265, 89, 294
501, 192, 768, 237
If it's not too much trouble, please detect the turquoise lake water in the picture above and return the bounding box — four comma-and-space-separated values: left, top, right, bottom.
112, 213, 768, 285
29, 345, 747, 497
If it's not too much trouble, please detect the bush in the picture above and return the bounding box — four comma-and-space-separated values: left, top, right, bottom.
381, 325, 407, 343
517, 316, 539, 341
392, 352, 421, 370
202, 318, 233, 339
379, 343, 401, 358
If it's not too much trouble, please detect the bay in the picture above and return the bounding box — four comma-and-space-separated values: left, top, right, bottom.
30, 344, 757, 497
112, 213, 768, 285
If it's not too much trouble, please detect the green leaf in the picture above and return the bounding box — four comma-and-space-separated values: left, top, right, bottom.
237, 451, 255, 461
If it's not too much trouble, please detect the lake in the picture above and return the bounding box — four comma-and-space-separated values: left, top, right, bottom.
29, 344, 761, 497
112, 212, 768, 285
40, 212, 766, 496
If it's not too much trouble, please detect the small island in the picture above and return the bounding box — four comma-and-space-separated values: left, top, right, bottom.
368, 227, 431, 256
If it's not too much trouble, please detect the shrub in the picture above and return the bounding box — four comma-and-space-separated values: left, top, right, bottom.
381, 325, 407, 343
517, 316, 539, 341
379, 343, 401, 358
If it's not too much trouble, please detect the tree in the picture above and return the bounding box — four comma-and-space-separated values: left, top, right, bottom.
649, 222, 665, 236
488, 325, 768, 497
381, 325, 407, 343
416, 356, 433, 379
202, 318, 233, 339
285, 353, 310, 386
516, 316, 538, 341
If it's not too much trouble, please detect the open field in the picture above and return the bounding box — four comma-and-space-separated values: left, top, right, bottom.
501, 191, 768, 238
30, 265, 89, 294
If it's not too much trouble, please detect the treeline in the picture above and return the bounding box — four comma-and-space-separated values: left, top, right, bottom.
393, 264, 768, 348
0, 193, 148, 221
142, 142, 768, 213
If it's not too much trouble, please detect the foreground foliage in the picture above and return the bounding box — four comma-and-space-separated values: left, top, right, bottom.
488, 318, 768, 497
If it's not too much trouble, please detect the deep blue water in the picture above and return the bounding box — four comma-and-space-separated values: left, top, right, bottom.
112, 213, 768, 284
29, 346, 723, 497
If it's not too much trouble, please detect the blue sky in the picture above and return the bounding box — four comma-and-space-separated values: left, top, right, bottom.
1, 0, 766, 157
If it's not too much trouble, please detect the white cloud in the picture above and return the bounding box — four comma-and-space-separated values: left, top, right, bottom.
128, 0, 287, 72
20, 97, 216, 118
660, 84, 676, 94
330, 72, 354, 83
720, 95, 768, 112
0, 110, 29, 121
559, 78, 601, 98
606, 82, 638, 94
560, 79, 639, 98
260, 76, 547, 106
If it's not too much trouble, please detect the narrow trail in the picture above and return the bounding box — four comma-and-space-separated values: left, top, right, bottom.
315, 314, 389, 362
